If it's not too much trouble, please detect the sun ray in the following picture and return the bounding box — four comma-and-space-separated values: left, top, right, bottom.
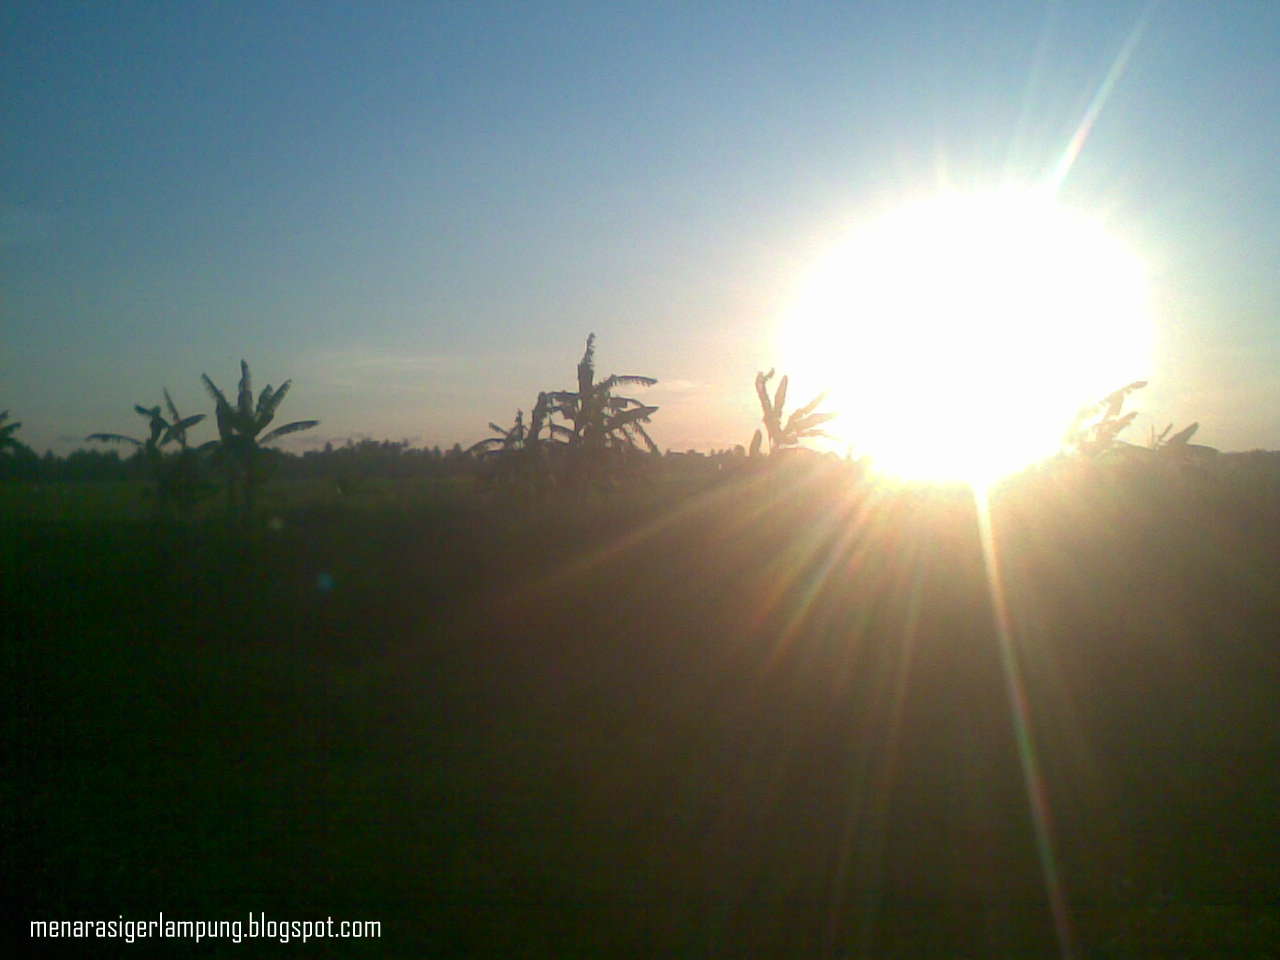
1049, 2, 1157, 191
975, 484, 1076, 958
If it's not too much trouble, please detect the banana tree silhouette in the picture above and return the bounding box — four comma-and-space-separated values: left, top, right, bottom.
86, 390, 208, 512
749, 369, 836, 456
468, 410, 531, 494
468, 410, 527, 459
0, 410, 38, 479
201, 360, 318, 521
469, 394, 574, 494
1148, 420, 1218, 465
1064, 380, 1147, 458
0, 411, 23, 455
543, 334, 659, 489
1064, 382, 1219, 476
525, 390, 575, 450
547, 334, 659, 451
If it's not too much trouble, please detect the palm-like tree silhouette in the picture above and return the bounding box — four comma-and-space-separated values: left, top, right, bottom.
468, 410, 527, 459
546, 334, 659, 454
1064, 381, 1219, 474
749, 369, 836, 456
525, 390, 574, 450
1148, 420, 1218, 465
0, 411, 24, 455
87, 390, 208, 512
541, 334, 660, 490
87, 390, 205, 451
1064, 380, 1147, 458
468, 410, 532, 493
201, 360, 318, 520
469, 394, 576, 496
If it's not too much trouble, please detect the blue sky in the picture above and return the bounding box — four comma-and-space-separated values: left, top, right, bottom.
4, 1, 1279, 455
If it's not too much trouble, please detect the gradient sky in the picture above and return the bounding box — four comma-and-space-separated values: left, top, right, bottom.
4, 1, 1279, 456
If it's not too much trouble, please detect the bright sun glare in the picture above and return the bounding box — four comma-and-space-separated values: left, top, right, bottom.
780, 187, 1153, 486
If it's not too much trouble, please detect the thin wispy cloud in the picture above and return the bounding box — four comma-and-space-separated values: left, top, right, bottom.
649, 379, 705, 395
297, 348, 475, 395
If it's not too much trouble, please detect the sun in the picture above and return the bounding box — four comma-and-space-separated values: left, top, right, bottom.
778, 187, 1153, 486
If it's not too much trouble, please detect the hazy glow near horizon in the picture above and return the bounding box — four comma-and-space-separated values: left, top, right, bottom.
780, 188, 1153, 485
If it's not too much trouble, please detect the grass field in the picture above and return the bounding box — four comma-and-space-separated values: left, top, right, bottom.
7, 460, 1280, 956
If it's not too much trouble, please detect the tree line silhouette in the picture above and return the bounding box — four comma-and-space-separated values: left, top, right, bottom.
0, 336, 1248, 517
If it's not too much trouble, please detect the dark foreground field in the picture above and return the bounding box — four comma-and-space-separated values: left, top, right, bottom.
6, 462, 1280, 956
